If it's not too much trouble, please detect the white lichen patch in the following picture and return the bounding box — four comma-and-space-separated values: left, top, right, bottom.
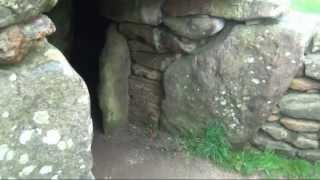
67, 139, 74, 148
42, 130, 61, 145
9, 74, 17, 82
0, 144, 9, 160
19, 130, 34, 144
33, 111, 50, 124
1, 111, 9, 118
19, 154, 29, 164
251, 78, 261, 85
19, 165, 37, 176
57, 141, 67, 150
51, 175, 59, 180
5, 150, 15, 161
246, 57, 255, 63
285, 52, 291, 57
36, 128, 42, 135
39, 165, 53, 175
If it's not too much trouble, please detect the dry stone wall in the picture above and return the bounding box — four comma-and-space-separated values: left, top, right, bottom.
254, 21, 320, 161
100, 0, 320, 162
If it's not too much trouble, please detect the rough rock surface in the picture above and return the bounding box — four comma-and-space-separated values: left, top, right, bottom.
162, 19, 306, 146
99, 25, 130, 133
131, 52, 179, 72
280, 93, 320, 121
304, 54, 320, 81
0, 41, 93, 178
0, 0, 57, 28
163, 15, 225, 40
0, 15, 55, 64
100, 0, 164, 25
119, 23, 203, 54
163, 0, 290, 21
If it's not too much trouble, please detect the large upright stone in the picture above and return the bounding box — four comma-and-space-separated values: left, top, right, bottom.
161, 15, 310, 147
0, 15, 55, 64
0, 0, 57, 28
99, 25, 130, 133
0, 41, 93, 178
100, 0, 164, 25
163, 0, 290, 21
279, 93, 320, 121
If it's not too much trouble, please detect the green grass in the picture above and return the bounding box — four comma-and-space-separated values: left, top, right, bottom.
181, 122, 320, 178
292, 0, 320, 14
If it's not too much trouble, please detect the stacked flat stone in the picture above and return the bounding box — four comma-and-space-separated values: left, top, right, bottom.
99, 0, 319, 162
0, 0, 93, 178
254, 15, 320, 161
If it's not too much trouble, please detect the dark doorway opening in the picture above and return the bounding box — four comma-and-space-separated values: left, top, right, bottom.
71, 0, 110, 132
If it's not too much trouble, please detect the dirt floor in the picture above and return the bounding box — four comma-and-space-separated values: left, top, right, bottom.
92, 123, 259, 179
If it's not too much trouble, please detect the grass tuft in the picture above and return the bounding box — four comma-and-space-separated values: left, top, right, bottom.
181, 122, 320, 178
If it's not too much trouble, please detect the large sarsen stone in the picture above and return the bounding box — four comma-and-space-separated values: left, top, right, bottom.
161, 17, 308, 147
0, 41, 93, 178
99, 25, 131, 134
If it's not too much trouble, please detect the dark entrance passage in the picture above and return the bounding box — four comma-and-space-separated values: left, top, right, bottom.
71, 0, 110, 132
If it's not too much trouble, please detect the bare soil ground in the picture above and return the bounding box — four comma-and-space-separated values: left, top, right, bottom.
92, 123, 258, 179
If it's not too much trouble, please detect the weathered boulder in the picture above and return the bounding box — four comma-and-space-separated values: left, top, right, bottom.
163, 15, 225, 40
0, 0, 57, 28
99, 25, 130, 133
119, 23, 203, 54
161, 17, 308, 146
163, 0, 290, 21
289, 78, 320, 92
48, 0, 73, 58
280, 117, 320, 132
0, 41, 93, 178
0, 15, 55, 64
304, 54, 320, 81
279, 93, 320, 121
100, 0, 164, 25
